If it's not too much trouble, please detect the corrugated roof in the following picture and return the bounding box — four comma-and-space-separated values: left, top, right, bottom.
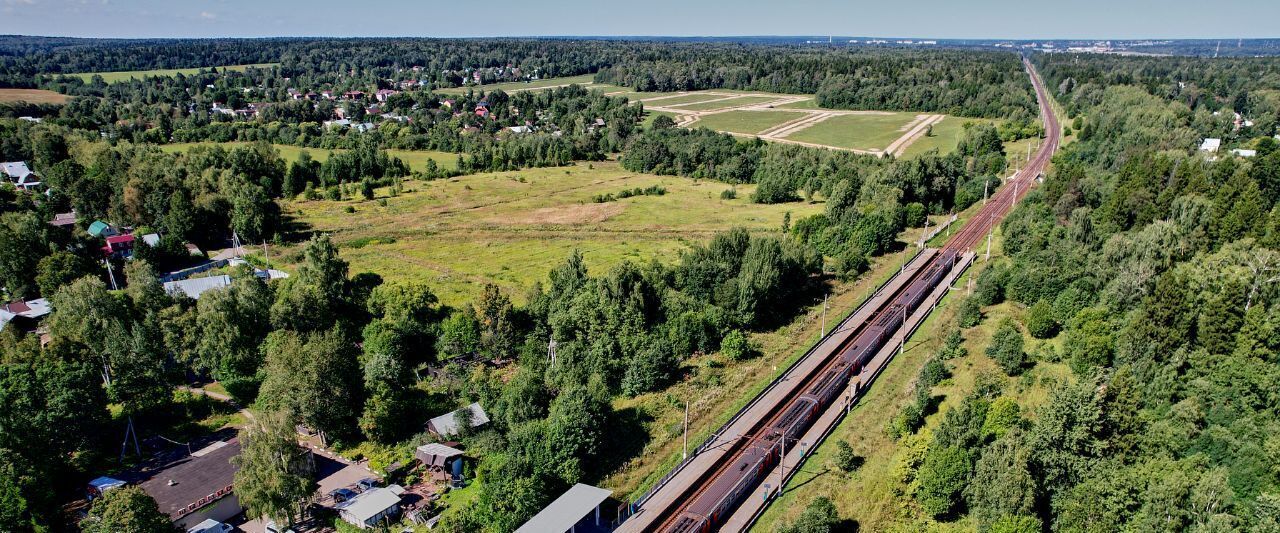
164, 275, 231, 299
336, 486, 401, 523
427, 403, 489, 437
514, 483, 612, 533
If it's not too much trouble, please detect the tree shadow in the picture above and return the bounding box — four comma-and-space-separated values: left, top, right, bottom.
593, 405, 653, 478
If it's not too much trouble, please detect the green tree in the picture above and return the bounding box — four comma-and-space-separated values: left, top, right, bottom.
833, 440, 863, 473
776, 496, 841, 533
475, 284, 515, 359
987, 319, 1026, 375
35, 251, 94, 298
233, 411, 317, 526
720, 329, 754, 361
0, 212, 51, 299
437, 308, 481, 358
914, 446, 972, 519
80, 486, 174, 533
967, 431, 1037, 530
1025, 299, 1059, 339
257, 328, 362, 443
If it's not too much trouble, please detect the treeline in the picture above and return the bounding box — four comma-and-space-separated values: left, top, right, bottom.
0, 36, 622, 89
882, 55, 1280, 531
598, 46, 1037, 119
1037, 52, 1280, 142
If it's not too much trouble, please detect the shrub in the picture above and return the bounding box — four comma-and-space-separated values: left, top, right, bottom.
833, 440, 864, 473
1025, 299, 1059, 339
987, 319, 1026, 376
958, 297, 983, 328
720, 188, 737, 200
720, 330, 754, 361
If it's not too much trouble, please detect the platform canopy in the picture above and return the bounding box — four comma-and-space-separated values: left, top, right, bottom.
514, 483, 612, 533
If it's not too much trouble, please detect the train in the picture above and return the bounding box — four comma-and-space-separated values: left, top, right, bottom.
661, 248, 960, 533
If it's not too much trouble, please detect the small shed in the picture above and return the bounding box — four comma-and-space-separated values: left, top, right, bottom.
514, 483, 613, 533
426, 403, 490, 438
415, 443, 464, 482
1199, 138, 1222, 153
336, 486, 402, 529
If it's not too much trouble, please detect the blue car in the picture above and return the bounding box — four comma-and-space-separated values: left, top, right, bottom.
329, 487, 358, 503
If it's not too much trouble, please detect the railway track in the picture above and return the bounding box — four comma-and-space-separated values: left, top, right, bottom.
619, 55, 1060, 533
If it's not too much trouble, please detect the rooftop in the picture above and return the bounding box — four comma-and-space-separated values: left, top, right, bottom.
163, 275, 232, 300
427, 402, 490, 437
336, 486, 401, 523
514, 483, 612, 533
138, 440, 239, 520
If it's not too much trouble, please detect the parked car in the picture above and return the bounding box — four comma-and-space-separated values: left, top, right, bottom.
356, 477, 380, 492
187, 519, 233, 533
329, 487, 358, 503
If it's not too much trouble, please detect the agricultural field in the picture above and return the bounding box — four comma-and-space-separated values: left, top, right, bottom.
159, 142, 458, 171
783, 112, 921, 151
900, 116, 990, 158
434, 74, 599, 95
666, 95, 782, 112
0, 88, 70, 104
692, 110, 807, 135
67, 63, 278, 83
634, 92, 734, 107
276, 161, 823, 306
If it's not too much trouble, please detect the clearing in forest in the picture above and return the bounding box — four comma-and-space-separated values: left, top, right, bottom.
0, 88, 71, 104
66, 63, 279, 83
277, 161, 823, 306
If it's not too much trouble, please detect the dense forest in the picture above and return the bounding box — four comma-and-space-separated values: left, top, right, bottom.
849, 52, 1280, 533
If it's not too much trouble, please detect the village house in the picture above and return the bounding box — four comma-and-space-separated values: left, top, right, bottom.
1199, 138, 1222, 153
514, 483, 613, 533
0, 298, 52, 333
427, 403, 490, 438
375, 89, 400, 102
1, 161, 41, 190
344, 90, 366, 100
103, 234, 136, 258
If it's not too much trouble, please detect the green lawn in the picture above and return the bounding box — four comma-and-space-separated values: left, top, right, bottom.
692, 110, 807, 135
67, 63, 279, 83
434, 74, 597, 95
784, 112, 919, 151
901, 116, 993, 158
666, 95, 782, 112
159, 142, 458, 172
277, 161, 822, 306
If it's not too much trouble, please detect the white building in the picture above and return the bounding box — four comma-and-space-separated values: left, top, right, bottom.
1199, 138, 1222, 153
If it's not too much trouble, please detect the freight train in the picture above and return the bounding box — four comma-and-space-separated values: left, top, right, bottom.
661, 248, 960, 533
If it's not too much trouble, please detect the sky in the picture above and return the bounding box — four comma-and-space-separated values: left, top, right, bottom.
4, 0, 1280, 40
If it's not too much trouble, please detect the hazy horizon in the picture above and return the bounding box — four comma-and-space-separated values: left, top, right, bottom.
5, 0, 1279, 41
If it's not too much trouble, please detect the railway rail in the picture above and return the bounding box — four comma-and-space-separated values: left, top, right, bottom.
618, 55, 1060, 533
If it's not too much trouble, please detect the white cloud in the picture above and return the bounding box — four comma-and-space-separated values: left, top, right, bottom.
200, 10, 215, 19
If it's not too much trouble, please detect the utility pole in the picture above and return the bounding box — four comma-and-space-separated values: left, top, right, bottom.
985, 230, 993, 261
821, 293, 828, 338
778, 437, 786, 499
682, 401, 689, 461
103, 259, 118, 291
983, 179, 990, 205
